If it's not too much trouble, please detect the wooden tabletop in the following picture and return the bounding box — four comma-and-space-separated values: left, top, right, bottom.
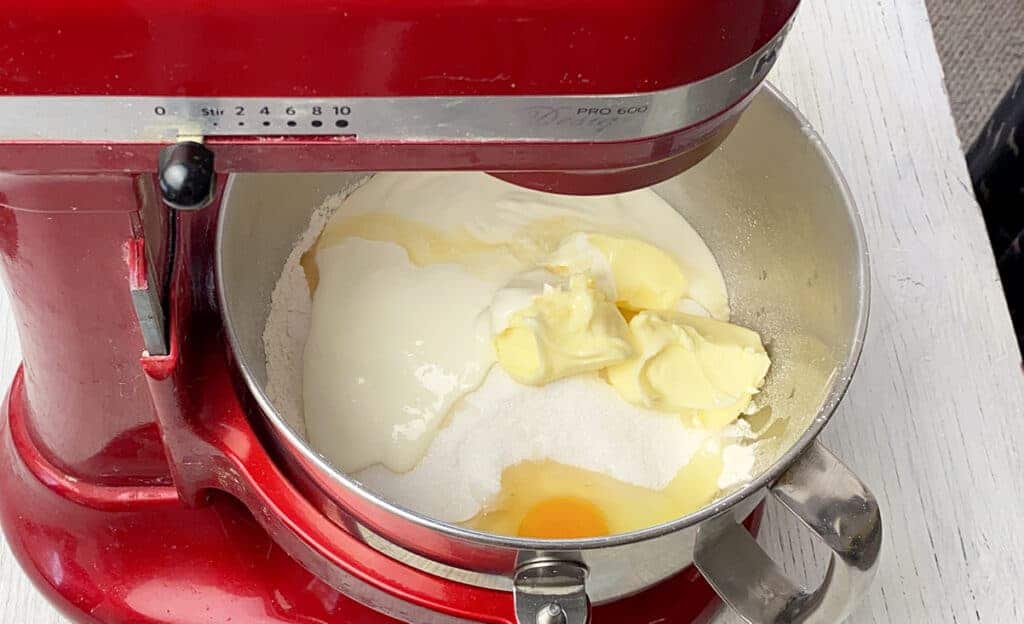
3, 0, 1023, 622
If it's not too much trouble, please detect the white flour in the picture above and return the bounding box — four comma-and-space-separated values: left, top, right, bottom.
263, 189, 352, 437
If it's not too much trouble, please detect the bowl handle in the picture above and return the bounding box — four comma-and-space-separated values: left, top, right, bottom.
694, 441, 882, 623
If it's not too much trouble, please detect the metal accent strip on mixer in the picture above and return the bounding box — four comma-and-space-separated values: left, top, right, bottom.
0, 23, 790, 143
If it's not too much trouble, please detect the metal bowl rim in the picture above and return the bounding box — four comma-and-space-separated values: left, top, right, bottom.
215, 82, 871, 552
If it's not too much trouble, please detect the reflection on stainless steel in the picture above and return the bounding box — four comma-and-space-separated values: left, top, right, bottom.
694, 442, 882, 623
354, 522, 514, 591
215, 85, 877, 620
514, 561, 590, 624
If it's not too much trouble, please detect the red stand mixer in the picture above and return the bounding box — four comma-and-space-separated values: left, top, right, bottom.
0, 2, 883, 623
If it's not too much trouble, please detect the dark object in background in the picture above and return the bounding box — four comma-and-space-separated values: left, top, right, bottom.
969, 71, 1024, 355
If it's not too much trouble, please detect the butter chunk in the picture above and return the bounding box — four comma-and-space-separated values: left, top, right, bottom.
585, 234, 688, 311
605, 311, 770, 427
494, 273, 634, 385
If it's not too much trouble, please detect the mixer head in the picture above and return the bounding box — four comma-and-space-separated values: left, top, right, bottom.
0, 0, 797, 194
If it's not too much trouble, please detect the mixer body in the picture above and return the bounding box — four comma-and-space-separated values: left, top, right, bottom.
0, 1, 807, 622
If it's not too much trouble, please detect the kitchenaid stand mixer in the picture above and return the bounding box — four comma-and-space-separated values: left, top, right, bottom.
0, 2, 882, 622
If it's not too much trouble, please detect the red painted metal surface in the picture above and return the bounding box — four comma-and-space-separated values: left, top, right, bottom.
1, 369, 763, 623
0, 377, 406, 624
0, 0, 797, 97
0, 172, 171, 485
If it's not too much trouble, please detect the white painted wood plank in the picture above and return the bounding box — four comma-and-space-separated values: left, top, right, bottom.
724, 0, 1024, 622
3, 0, 1022, 622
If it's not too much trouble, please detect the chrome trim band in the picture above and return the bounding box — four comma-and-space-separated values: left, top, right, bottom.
0, 24, 790, 143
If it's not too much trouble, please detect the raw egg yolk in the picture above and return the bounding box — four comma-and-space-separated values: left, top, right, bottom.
517, 496, 610, 539
465, 456, 725, 538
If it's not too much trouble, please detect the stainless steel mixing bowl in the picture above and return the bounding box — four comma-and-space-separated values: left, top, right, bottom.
217, 85, 880, 624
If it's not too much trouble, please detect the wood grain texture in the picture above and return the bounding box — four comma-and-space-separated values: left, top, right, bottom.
723, 0, 1024, 622
2, 0, 1023, 622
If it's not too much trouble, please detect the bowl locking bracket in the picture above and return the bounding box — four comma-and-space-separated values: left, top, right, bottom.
514, 560, 590, 624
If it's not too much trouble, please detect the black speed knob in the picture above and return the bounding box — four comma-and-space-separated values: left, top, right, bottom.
158, 141, 215, 210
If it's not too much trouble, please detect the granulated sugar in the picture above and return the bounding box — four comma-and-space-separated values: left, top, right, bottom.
356, 369, 715, 522
261, 173, 761, 524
